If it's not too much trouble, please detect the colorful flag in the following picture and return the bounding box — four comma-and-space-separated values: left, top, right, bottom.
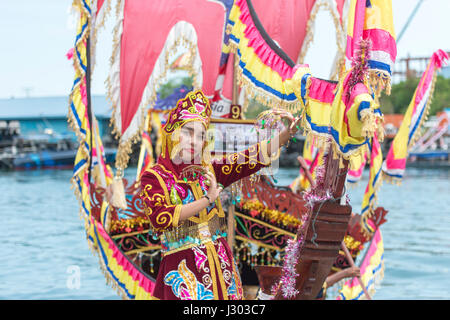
347, 146, 368, 184
69, 0, 113, 225
346, 0, 396, 94
69, 1, 160, 299
361, 132, 383, 218
326, 69, 382, 159
337, 228, 384, 300
382, 49, 449, 183
289, 135, 323, 193
226, 0, 385, 159
219, 0, 348, 98
227, 0, 311, 112
300, 136, 323, 190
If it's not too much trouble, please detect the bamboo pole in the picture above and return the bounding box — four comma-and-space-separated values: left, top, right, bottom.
227, 52, 239, 253
340, 241, 372, 300
232, 52, 239, 105
227, 204, 236, 254
86, 36, 94, 184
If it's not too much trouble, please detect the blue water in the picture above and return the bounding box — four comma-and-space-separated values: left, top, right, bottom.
0, 167, 449, 299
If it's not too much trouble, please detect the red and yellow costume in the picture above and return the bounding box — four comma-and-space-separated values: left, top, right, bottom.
140, 90, 274, 300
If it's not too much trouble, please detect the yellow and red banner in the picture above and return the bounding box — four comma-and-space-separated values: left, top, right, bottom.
69, 0, 158, 300
227, 0, 311, 112
382, 50, 449, 183
69, 0, 113, 221
290, 135, 324, 192
337, 228, 384, 300
300, 136, 323, 190
302, 70, 382, 159
361, 132, 383, 218
346, 0, 396, 88
347, 146, 368, 184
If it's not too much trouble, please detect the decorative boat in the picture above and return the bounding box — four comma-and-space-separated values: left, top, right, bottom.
65, 0, 430, 300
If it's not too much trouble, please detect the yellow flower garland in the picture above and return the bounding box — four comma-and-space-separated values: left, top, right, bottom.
110, 216, 150, 234
240, 199, 303, 230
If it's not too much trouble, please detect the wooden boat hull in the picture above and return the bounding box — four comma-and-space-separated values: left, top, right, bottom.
254, 201, 351, 300
290, 201, 351, 299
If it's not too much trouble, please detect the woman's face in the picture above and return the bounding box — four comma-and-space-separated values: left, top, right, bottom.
177, 121, 206, 164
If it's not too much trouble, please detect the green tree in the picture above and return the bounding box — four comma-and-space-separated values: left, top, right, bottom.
243, 99, 270, 119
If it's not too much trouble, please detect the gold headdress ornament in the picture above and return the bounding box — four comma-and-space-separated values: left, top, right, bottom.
160, 89, 213, 167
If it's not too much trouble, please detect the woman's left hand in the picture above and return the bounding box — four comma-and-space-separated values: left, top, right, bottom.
273, 109, 302, 136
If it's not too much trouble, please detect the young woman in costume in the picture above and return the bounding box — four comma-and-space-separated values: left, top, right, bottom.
140, 89, 300, 300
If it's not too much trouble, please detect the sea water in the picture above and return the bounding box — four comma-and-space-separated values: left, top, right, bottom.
0, 167, 449, 300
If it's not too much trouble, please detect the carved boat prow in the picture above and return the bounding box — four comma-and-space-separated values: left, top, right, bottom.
257, 150, 353, 300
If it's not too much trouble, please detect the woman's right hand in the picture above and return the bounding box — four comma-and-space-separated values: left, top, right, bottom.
344, 266, 361, 278
204, 171, 222, 203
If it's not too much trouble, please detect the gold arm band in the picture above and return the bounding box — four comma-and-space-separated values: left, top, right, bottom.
172, 204, 182, 228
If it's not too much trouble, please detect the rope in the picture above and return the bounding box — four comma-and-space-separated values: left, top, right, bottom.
310, 184, 347, 247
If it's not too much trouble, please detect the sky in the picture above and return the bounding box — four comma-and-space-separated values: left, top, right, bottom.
0, 0, 449, 99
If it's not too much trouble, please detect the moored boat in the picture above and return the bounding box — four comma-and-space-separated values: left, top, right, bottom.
0, 132, 116, 170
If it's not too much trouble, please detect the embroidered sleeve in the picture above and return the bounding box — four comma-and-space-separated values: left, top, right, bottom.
140, 169, 182, 232
211, 140, 277, 189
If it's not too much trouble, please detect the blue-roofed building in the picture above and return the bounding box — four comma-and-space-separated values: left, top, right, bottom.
0, 95, 113, 144
0, 96, 117, 169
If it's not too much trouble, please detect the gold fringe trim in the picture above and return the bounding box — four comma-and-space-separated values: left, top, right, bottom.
360, 110, 381, 139
89, 0, 112, 74
106, 12, 203, 169
68, 1, 127, 300
297, 0, 345, 65
69, 0, 95, 231
228, 42, 304, 114
68, 0, 155, 300
305, 129, 371, 163
95, 247, 131, 300
369, 70, 392, 97
381, 171, 403, 186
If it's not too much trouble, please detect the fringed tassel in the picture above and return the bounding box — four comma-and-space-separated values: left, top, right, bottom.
110, 168, 127, 209
382, 171, 403, 186
228, 42, 304, 113
369, 70, 391, 97
360, 111, 378, 139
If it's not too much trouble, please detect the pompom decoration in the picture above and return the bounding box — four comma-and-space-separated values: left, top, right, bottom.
279, 238, 301, 298
276, 208, 312, 299
346, 38, 372, 104
66, 47, 74, 60
303, 150, 332, 208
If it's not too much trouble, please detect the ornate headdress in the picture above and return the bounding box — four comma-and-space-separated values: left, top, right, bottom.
160, 89, 212, 165
163, 89, 212, 134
